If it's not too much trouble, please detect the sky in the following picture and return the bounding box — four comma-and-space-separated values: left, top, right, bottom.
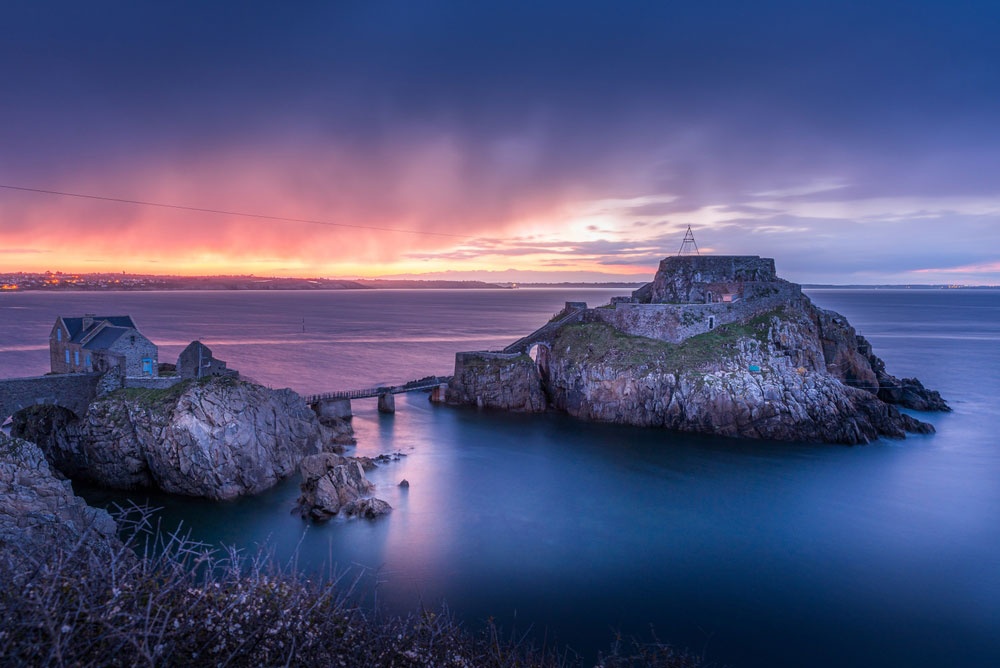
1, 1, 999, 284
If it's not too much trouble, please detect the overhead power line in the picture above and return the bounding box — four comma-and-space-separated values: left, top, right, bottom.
0, 184, 469, 239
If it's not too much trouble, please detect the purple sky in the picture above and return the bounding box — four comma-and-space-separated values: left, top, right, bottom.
1, 1, 998, 283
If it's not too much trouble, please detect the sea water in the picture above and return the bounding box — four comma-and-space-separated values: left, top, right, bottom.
1, 288, 998, 667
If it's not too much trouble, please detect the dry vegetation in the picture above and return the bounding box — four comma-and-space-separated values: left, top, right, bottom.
0, 504, 705, 668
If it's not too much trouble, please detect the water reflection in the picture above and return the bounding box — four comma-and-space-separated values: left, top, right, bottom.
6, 288, 1000, 667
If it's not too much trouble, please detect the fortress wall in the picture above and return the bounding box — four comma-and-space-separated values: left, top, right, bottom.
654, 255, 777, 282
456, 351, 528, 362
635, 255, 779, 303
593, 280, 802, 343
124, 376, 185, 390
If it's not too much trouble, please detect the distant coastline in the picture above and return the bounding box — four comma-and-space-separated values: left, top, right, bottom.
0, 271, 995, 292
0, 273, 511, 292
801, 284, 998, 290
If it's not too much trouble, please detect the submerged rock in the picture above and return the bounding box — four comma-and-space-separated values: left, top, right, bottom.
13, 377, 334, 500
343, 497, 392, 519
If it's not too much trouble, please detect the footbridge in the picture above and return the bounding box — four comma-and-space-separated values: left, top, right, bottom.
305, 376, 451, 415
0, 373, 102, 422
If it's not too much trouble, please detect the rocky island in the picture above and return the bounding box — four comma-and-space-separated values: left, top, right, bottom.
447, 255, 948, 444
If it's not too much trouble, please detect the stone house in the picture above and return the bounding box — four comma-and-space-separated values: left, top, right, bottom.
176, 340, 235, 379
49, 314, 158, 377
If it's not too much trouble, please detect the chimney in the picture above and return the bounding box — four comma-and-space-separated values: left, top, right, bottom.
82, 313, 96, 330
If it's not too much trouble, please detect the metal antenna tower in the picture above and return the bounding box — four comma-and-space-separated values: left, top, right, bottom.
677, 225, 700, 255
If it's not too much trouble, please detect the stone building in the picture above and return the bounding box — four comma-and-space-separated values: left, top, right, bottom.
176, 340, 235, 379
49, 314, 158, 377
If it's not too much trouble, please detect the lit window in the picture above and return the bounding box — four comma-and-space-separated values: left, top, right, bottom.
74, 350, 79, 365
65, 349, 70, 364
57, 328, 62, 341
86, 354, 91, 367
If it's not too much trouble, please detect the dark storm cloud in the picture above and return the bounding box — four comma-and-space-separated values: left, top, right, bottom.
1, 1, 999, 279
5, 1, 999, 175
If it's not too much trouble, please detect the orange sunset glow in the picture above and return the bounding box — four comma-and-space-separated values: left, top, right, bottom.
2, 2, 998, 286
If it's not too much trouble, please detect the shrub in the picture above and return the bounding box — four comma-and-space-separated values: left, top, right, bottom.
0, 504, 703, 667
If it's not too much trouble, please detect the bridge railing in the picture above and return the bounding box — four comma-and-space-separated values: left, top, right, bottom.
304, 377, 450, 405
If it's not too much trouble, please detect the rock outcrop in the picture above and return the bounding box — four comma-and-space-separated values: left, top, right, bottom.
447, 255, 948, 445
12, 377, 337, 500
447, 352, 547, 411
0, 432, 119, 566
294, 452, 390, 521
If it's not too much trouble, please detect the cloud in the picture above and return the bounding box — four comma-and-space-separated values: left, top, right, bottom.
0, 1, 998, 283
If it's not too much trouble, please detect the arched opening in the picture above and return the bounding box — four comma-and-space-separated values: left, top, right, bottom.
529, 343, 551, 383
2, 398, 82, 430
4, 404, 78, 458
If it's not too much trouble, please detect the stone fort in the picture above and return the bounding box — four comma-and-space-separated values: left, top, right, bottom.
502, 255, 802, 355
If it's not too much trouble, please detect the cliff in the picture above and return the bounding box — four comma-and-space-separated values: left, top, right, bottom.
0, 432, 119, 567
447, 255, 947, 445
12, 376, 341, 500
447, 352, 548, 411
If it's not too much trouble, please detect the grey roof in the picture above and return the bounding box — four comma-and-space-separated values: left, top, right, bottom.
62, 315, 137, 343
180, 340, 211, 355
82, 326, 130, 351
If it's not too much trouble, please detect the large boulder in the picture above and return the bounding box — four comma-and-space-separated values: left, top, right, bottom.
294, 453, 390, 521
13, 377, 333, 500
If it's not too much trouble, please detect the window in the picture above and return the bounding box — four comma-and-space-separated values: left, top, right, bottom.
74, 350, 79, 366
709, 316, 715, 330
57, 328, 62, 341
65, 349, 70, 364
130, 335, 136, 345
85, 354, 91, 368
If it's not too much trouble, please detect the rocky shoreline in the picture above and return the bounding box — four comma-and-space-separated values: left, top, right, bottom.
10, 376, 392, 519
0, 432, 120, 566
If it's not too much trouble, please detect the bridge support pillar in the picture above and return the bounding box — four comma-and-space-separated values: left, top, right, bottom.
429, 383, 448, 404
313, 397, 352, 421
377, 391, 395, 414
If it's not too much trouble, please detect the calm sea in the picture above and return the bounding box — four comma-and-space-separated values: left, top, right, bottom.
1, 288, 998, 667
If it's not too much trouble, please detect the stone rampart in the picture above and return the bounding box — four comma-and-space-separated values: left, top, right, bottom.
633, 255, 778, 304
501, 303, 588, 353
592, 280, 802, 343
123, 376, 185, 390
459, 350, 530, 361
0, 373, 101, 420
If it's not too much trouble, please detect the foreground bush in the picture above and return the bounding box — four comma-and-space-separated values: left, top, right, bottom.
0, 505, 703, 667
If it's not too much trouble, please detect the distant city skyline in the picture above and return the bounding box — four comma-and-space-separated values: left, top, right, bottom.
2, 1, 998, 285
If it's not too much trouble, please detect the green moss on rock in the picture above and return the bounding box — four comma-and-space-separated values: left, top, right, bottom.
552, 309, 780, 374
